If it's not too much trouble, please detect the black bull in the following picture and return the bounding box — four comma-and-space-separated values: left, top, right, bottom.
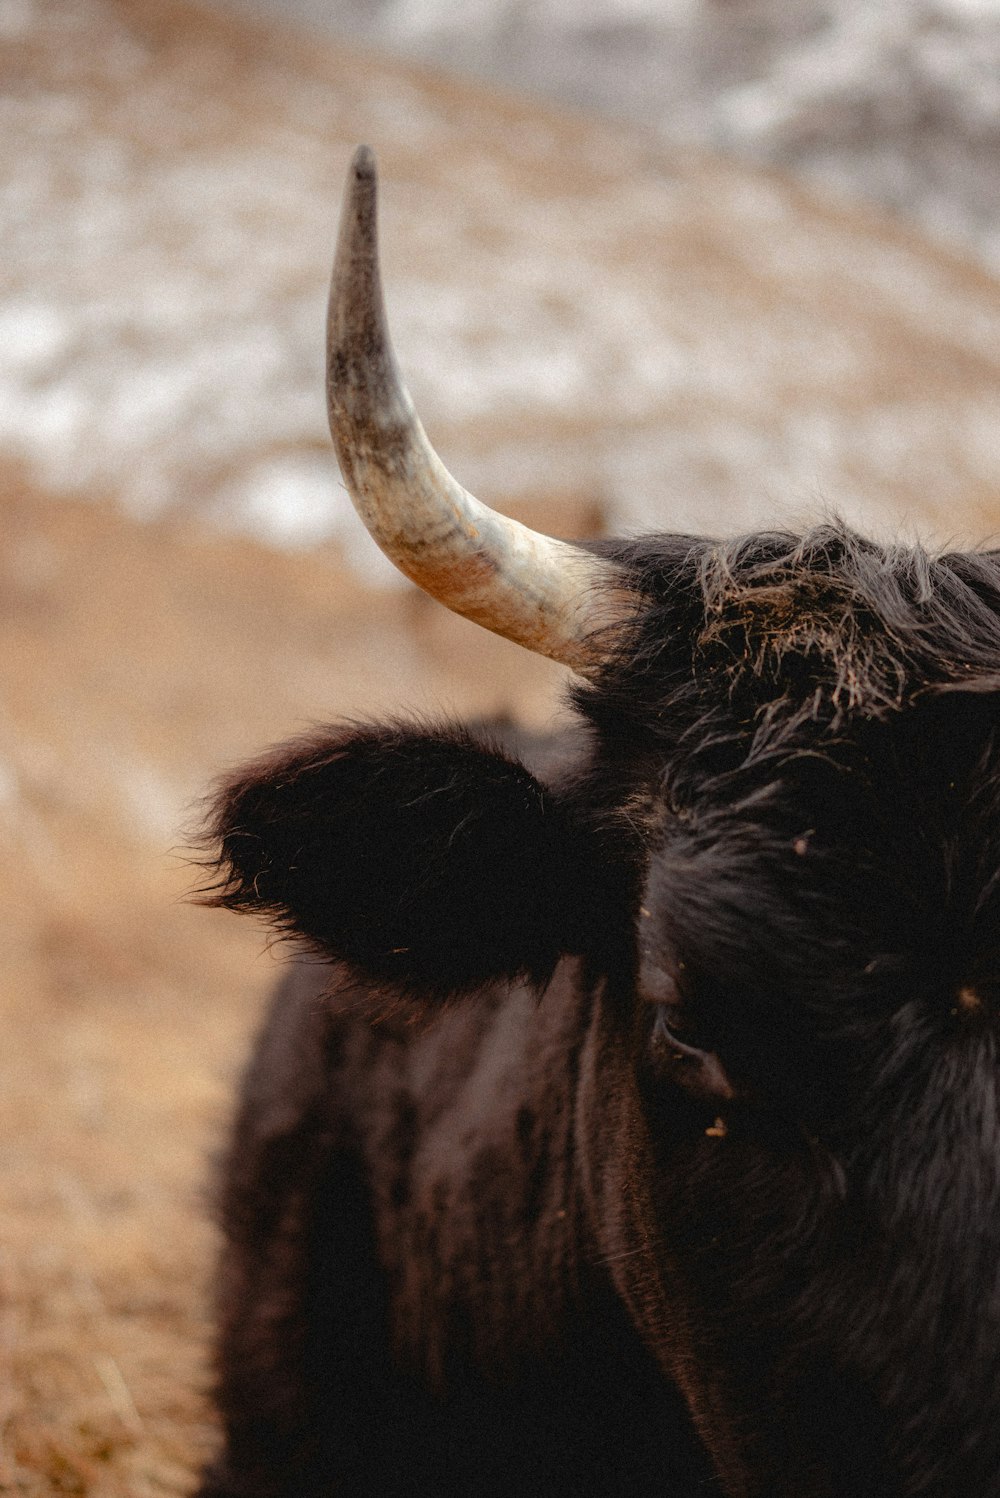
196, 526, 1000, 1497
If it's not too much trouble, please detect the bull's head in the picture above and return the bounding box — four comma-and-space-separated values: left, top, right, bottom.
207, 149, 1000, 1496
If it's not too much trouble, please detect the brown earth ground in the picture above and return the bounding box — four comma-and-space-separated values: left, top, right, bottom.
0, 473, 587, 1496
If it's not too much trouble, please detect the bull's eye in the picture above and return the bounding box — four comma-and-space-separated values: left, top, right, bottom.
651, 1005, 735, 1102
653, 1005, 671, 1041
653, 1004, 706, 1056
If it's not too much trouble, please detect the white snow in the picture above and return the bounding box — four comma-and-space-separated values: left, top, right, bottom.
5, 0, 1000, 561
230, 0, 1000, 276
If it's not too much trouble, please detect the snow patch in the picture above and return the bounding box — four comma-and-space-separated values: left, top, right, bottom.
0, 302, 70, 374
5, 0, 1000, 564
213, 453, 345, 548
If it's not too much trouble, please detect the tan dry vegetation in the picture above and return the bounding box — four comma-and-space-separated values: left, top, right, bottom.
0, 473, 584, 1496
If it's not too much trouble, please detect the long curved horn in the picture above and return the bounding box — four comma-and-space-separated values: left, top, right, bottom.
326, 145, 626, 675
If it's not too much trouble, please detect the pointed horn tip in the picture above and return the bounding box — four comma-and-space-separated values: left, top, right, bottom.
328, 142, 628, 673
349, 144, 377, 184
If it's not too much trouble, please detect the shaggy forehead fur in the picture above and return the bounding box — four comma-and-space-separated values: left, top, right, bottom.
584, 521, 1000, 729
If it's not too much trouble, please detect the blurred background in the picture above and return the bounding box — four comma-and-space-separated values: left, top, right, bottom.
4, 0, 1000, 1491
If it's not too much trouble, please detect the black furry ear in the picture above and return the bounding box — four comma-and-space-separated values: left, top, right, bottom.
200, 723, 585, 998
